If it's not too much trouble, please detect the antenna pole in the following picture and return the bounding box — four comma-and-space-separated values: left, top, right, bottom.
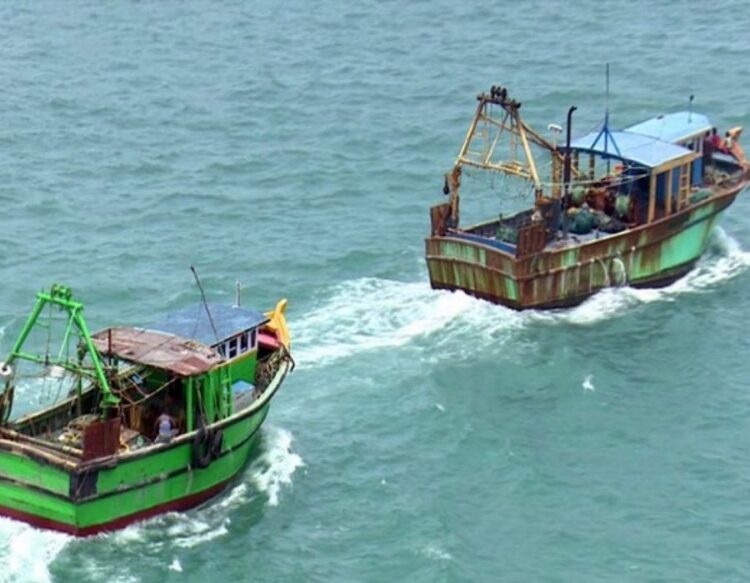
235, 279, 241, 307
604, 63, 610, 155
605, 63, 610, 119
688, 94, 695, 123
190, 265, 219, 343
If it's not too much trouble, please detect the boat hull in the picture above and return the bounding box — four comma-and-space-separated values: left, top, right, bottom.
0, 361, 290, 536
425, 187, 743, 310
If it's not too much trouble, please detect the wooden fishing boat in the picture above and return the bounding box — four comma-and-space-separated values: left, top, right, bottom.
0, 283, 293, 535
426, 84, 750, 309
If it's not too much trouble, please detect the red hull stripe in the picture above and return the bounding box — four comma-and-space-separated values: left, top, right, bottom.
0, 478, 231, 537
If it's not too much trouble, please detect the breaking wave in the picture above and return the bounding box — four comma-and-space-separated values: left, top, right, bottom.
0, 518, 70, 583
107, 426, 303, 549
249, 426, 304, 507
291, 278, 482, 367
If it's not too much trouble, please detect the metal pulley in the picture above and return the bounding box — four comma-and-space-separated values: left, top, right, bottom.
0, 362, 13, 380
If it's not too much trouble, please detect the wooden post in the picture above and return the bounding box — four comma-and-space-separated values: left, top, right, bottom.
647, 172, 657, 223
185, 376, 194, 432
665, 168, 673, 216
551, 156, 561, 198
680, 162, 690, 208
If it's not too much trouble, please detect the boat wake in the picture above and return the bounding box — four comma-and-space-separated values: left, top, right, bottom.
291, 229, 750, 364
0, 517, 70, 583
291, 277, 479, 367
534, 227, 750, 326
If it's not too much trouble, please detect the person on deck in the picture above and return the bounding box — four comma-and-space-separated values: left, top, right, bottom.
154, 412, 178, 444
703, 131, 715, 169
725, 131, 734, 151
705, 128, 725, 152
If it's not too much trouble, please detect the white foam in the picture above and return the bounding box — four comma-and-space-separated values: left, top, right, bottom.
105, 485, 246, 550
291, 233, 749, 368
422, 544, 453, 561
0, 518, 70, 583
249, 426, 304, 507
291, 278, 478, 367
663, 228, 750, 293
528, 228, 750, 326
213, 482, 248, 510
582, 374, 595, 392
170, 519, 229, 548
107, 521, 147, 545
169, 558, 183, 572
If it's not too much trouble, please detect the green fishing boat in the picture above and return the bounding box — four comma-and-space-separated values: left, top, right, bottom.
0, 283, 293, 535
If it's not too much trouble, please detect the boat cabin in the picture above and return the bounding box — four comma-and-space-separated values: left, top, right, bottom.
567, 119, 703, 224
148, 303, 269, 386
431, 86, 747, 259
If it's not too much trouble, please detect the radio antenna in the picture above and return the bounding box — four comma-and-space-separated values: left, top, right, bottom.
190, 265, 219, 344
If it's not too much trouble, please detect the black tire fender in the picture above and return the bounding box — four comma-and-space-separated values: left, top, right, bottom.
192, 426, 213, 469
210, 429, 224, 459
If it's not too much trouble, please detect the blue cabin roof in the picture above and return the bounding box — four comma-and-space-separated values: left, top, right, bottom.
148, 304, 268, 346
569, 130, 695, 169
625, 111, 712, 144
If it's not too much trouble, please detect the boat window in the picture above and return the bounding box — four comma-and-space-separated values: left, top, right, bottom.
217, 344, 226, 358
240, 332, 248, 352
250, 329, 257, 350
228, 337, 238, 358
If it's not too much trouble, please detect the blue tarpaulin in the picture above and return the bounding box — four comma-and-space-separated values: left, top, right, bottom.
625, 111, 712, 144
149, 304, 268, 346
569, 130, 695, 169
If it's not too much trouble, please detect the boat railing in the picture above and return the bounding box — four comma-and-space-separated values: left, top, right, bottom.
0, 426, 82, 463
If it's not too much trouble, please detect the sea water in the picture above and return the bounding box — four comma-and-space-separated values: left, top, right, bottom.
1, 1, 750, 581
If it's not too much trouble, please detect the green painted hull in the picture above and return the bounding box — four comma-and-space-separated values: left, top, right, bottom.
0, 361, 290, 536
426, 188, 743, 309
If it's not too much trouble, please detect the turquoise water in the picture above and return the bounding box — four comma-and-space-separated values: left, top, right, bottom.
1, 1, 750, 581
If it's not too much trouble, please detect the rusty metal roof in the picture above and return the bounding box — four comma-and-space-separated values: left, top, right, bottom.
91, 327, 222, 377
